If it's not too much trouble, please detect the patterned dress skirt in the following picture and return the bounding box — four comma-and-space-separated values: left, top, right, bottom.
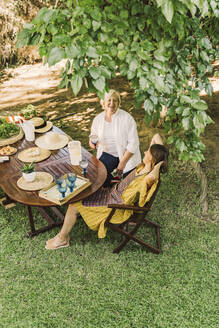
82, 169, 136, 207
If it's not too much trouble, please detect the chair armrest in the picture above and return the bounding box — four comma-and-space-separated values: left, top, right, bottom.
107, 203, 150, 212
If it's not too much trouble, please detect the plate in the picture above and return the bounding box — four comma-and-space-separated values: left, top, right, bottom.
0, 146, 17, 156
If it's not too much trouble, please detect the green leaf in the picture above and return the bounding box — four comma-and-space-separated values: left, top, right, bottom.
144, 99, 153, 113
180, 95, 194, 104
139, 77, 148, 91
90, 8, 101, 22
118, 50, 127, 60
92, 76, 105, 92
175, 139, 187, 152
131, 3, 142, 15
65, 44, 80, 59
161, 0, 174, 23
89, 66, 101, 79
129, 59, 138, 71
182, 107, 191, 116
191, 100, 208, 110
16, 29, 32, 48
100, 66, 111, 79
59, 75, 68, 89
127, 70, 136, 80
48, 47, 65, 66
175, 106, 184, 114
201, 38, 212, 50
193, 115, 204, 130
182, 117, 190, 130
120, 10, 129, 19
154, 49, 166, 62
206, 83, 213, 96
167, 136, 174, 144
71, 74, 83, 96
92, 20, 101, 31
200, 51, 209, 62
119, 63, 128, 76
53, 34, 71, 46
87, 47, 99, 58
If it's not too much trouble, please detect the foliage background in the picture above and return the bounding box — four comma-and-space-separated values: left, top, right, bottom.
16, 0, 219, 162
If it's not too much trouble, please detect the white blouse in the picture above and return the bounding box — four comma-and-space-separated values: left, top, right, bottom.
103, 121, 119, 157
90, 109, 141, 173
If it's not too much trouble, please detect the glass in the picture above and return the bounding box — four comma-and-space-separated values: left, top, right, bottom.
68, 141, 82, 165
79, 159, 88, 176
89, 134, 98, 148
55, 177, 64, 187
67, 173, 77, 193
58, 183, 67, 198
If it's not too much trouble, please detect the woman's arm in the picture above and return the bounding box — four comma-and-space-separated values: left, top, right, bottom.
117, 150, 133, 172
149, 133, 163, 147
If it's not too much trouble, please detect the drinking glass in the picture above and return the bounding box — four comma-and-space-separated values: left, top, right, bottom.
55, 177, 64, 187
79, 159, 88, 176
58, 183, 67, 198
67, 173, 77, 183
89, 134, 98, 148
67, 173, 77, 193
67, 180, 75, 193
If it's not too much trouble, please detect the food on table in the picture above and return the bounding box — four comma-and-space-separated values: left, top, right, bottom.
0, 118, 20, 140
20, 104, 37, 119
0, 145, 17, 155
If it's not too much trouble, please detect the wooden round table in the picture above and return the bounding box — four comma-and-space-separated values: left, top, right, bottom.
0, 126, 107, 236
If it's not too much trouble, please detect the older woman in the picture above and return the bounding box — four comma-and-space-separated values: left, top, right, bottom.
45, 133, 168, 250
89, 89, 141, 186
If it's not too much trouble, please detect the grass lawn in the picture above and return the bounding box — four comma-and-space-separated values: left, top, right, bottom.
0, 157, 218, 328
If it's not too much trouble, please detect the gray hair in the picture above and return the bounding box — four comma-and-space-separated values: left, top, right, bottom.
100, 89, 121, 108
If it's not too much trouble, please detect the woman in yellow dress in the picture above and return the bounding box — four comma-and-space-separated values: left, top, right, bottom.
45, 133, 168, 250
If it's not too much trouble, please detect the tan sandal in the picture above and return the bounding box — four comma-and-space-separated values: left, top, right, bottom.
45, 235, 70, 250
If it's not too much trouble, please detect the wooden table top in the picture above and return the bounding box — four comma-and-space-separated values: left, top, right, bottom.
0, 126, 107, 207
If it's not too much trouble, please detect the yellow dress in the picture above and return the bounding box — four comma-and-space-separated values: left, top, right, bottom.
74, 162, 162, 238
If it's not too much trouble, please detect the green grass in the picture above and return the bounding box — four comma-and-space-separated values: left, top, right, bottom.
0, 159, 218, 328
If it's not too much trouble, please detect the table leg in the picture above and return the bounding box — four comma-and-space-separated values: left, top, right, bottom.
26, 206, 64, 238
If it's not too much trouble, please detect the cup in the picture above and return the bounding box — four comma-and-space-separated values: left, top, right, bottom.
89, 134, 98, 148
21, 120, 35, 142
68, 141, 82, 165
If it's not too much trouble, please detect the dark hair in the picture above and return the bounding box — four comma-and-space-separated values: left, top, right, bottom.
150, 144, 169, 172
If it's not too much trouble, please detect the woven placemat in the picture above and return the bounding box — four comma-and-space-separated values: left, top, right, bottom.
0, 127, 24, 147
18, 147, 51, 163
17, 172, 53, 191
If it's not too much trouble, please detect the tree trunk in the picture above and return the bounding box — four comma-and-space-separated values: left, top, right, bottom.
193, 162, 208, 216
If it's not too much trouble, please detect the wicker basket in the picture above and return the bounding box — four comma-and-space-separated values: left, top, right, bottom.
0, 126, 24, 146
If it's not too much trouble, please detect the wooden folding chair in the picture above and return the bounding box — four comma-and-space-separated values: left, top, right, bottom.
105, 180, 161, 254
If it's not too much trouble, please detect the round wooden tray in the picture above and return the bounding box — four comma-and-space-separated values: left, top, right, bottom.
0, 126, 24, 147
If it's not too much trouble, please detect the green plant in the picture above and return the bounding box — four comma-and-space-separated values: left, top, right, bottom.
21, 162, 35, 173
0, 118, 20, 139
20, 104, 37, 119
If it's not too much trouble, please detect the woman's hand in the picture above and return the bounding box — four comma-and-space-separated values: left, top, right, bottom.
117, 161, 126, 175
117, 150, 134, 173
89, 140, 98, 149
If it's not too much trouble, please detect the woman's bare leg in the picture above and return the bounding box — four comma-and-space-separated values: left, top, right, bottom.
45, 204, 79, 249
59, 204, 79, 239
